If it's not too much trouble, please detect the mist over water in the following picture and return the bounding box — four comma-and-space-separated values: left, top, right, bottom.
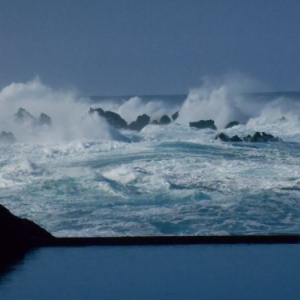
1, 76, 300, 237
0, 78, 128, 143
1, 76, 300, 139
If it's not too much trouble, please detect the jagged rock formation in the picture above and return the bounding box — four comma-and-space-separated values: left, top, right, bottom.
89, 107, 127, 129
0, 131, 16, 143
0, 204, 55, 275
14, 108, 37, 126
38, 113, 52, 126
190, 119, 217, 130
104, 111, 127, 129
89, 107, 105, 116
159, 115, 171, 125
151, 120, 159, 125
128, 114, 150, 131
0, 204, 54, 245
225, 121, 240, 129
216, 132, 281, 143
230, 135, 243, 142
244, 132, 281, 142
0, 204, 54, 269
172, 111, 179, 121
14, 108, 51, 127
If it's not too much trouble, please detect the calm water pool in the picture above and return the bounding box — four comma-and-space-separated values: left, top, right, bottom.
0, 244, 299, 299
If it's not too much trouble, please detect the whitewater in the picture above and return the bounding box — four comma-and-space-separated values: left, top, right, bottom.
1, 78, 300, 237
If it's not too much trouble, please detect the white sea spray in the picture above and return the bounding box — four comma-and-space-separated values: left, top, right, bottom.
1, 76, 300, 237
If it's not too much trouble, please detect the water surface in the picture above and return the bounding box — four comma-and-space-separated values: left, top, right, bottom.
0, 244, 299, 299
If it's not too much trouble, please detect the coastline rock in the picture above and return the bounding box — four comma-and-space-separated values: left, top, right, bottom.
151, 120, 159, 125
225, 121, 240, 129
190, 119, 217, 130
249, 132, 280, 142
89, 107, 105, 116
14, 108, 37, 127
104, 111, 127, 129
128, 114, 150, 131
0, 204, 54, 246
216, 131, 281, 143
159, 115, 171, 125
0, 204, 54, 272
215, 132, 230, 142
230, 135, 243, 142
172, 111, 179, 121
14, 108, 52, 128
38, 113, 52, 126
89, 107, 127, 129
0, 131, 16, 144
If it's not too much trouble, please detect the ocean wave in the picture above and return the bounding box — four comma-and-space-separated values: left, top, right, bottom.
1, 78, 300, 236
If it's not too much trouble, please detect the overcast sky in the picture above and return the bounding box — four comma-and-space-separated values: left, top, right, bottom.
0, 0, 299, 95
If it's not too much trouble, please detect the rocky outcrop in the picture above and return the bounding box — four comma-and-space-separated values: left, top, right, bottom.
190, 119, 217, 130
159, 115, 171, 125
127, 114, 150, 131
89, 107, 127, 129
14, 108, 52, 128
14, 108, 37, 126
172, 111, 179, 121
230, 135, 243, 142
0, 205, 54, 273
89, 107, 105, 116
151, 120, 159, 125
244, 132, 281, 142
215, 132, 230, 142
225, 121, 240, 129
216, 132, 281, 143
0, 131, 16, 144
0, 204, 54, 271
0, 204, 54, 247
38, 113, 52, 126
104, 111, 127, 129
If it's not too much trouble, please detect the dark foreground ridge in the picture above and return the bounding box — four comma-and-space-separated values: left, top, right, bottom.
1, 203, 300, 275
1, 204, 299, 250
51, 235, 300, 246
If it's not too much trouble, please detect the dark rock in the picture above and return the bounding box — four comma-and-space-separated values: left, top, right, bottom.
0, 204, 55, 274
14, 108, 52, 128
251, 132, 277, 142
38, 113, 52, 126
89, 107, 105, 116
251, 132, 262, 142
189, 119, 217, 130
172, 111, 179, 121
0, 204, 54, 246
280, 117, 286, 122
128, 114, 150, 131
249, 132, 281, 142
0, 131, 16, 143
225, 121, 240, 129
14, 108, 37, 126
104, 111, 127, 129
217, 132, 281, 143
215, 132, 230, 142
160, 115, 171, 125
89, 107, 127, 129
151, 120, 159, 125
243, 135, 252, 142
230, 135, 243, 142
261, 132, 281, 142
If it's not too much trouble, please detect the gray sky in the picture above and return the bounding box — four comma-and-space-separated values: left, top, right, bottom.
0, 0, 299, 95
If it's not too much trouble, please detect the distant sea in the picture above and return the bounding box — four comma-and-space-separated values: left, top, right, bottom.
1, 79, 300, 236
